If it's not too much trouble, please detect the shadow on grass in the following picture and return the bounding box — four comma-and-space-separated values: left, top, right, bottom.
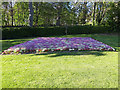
1, 38, 34, 52
31, 51, 107, 57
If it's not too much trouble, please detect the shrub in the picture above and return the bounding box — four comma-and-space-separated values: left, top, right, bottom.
2, 25, 114, 39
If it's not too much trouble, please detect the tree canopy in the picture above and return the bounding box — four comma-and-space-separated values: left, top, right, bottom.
2, 2, 120, 31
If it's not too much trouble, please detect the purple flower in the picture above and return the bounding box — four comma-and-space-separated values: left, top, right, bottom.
3, 37, 115, 54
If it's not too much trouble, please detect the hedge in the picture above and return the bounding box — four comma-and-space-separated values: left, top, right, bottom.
2, 25, 114, 39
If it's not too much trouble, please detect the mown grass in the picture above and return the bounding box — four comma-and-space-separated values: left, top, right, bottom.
1, 34, 119, 88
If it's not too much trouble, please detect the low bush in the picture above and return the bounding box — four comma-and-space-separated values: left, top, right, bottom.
2, 25, 115, 39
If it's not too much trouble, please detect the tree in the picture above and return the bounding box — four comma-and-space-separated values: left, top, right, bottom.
34, 2, 39, 26
56, 2, 63, 26
95, 2, 109, 25
29, 1, 33, 27
2, 2, 9, 26
106, 2, 120, 31
81, 2, 88, 24
10, 2, 14, 26
93, 2, 96, 26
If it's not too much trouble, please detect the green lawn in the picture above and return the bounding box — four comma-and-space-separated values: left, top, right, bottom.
1, 34, 119, 88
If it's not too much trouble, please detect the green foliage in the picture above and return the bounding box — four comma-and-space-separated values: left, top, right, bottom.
1, 2, 120, 29
2, 27, 65, 39
106, 2, 120, 32
2, 25, 114, 39
67, 25, 111, 34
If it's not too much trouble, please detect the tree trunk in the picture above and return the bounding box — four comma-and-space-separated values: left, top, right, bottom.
56, 2, 63, 26
96, 2, 104, 25
77, 17, 79, 25
29, 1, 34, 27
7, 13, 9, 26
93, 2, 96, 26
81, 2, 87, 24
17, 3, 20, 25
35, 2, 38, 26
56, 13, 61, 26
10, 2, 13, 26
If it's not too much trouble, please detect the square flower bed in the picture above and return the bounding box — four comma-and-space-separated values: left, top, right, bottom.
2, 37, 115, 55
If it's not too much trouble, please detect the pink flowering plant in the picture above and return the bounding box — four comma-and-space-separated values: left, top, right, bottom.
2, 37, 115, 55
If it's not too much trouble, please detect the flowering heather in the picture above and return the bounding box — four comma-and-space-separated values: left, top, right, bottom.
2, 37, 115, 55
